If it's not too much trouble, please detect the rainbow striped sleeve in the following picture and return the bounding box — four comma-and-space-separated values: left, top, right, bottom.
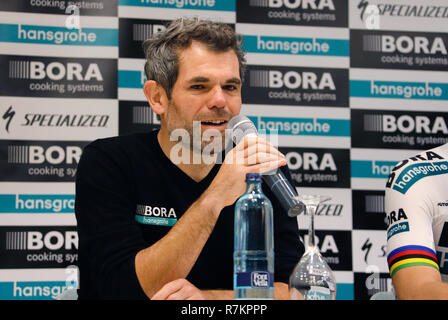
387, 245, 439, 278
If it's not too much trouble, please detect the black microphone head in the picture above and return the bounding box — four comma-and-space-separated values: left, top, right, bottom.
228, 115, 258, 144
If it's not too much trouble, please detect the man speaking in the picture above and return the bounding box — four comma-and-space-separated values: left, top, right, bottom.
75, 17, 304, 300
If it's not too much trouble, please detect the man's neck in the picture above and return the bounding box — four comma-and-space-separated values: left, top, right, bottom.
157, 129, 216, 182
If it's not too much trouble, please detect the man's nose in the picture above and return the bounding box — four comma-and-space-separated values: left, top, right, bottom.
207, 86, 226, 109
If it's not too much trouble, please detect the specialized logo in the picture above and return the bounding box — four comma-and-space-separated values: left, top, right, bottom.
2, 106, 15, 133
237, 0, 347, 27
351, 109, 448, 150
135, 204, 178, 226
357, 1, 448, 21
0, 55, 117, 98
2, 106, 110, 132
386, 208, 409, 240
386, 150, 447, 194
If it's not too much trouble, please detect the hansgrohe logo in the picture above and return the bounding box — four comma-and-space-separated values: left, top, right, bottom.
0, 194, 75, 213
242, 35, 349, 57
393, 161, 448, 194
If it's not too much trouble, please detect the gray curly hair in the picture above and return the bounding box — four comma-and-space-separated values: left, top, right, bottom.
142, 17, 246, 99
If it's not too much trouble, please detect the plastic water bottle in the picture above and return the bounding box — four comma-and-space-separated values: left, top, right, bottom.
234, 173, 274, 299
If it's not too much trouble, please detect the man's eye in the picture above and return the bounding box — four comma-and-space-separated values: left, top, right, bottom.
190, 84, 205, 90
223, 85, 237, 91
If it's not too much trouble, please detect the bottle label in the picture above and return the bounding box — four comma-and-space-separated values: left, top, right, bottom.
306, 286, 331, 300
235, 271, 274, 289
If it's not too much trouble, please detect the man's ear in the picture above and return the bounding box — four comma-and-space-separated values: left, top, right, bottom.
143, 80, 169, 116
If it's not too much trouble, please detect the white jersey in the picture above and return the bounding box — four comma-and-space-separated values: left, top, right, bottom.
385, 143, 448, 281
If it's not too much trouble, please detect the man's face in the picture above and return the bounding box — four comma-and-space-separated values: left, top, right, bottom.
163, 41, 242, 152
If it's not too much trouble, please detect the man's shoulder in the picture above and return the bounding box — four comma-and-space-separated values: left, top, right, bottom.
88, 131, 152, 149
385, 143, 448, 196
84, 131, 157, 155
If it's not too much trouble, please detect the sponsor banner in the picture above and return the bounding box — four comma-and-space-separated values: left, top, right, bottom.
351, 29, 448, 72
352, 230, 388, 273
242, 34, 349, 57
236, 0, 348, 28
351, 109, 448, 150
295, 187, 352, 231
0, 226, 78, 269
350, 148, 414, 190
118, 0, 235, 11
119, 18, 169, 58
242, 64, 348, 107
0, 22, 117, 47
353, 272, 393, 300
299, 229, 352, 271
281, 147, 350, 188
118, 69, 145, 89
0, 194, 74, 214
350, 79, 448, 101
118, 59, 146, 100
0, 97, 117, 140
0, 0, 117, 16
249, 115, 350, 138
334, 271, 354, 300
351, 160, 397, 180
0, 268, 78, 300
350, 68, 448, 110
241, 105, 350, 148
119, 100, 160, 135
237, 24, 349, 68
0, 140, 87, 182
0, 55, 117, 99
349, 0, 448, 32
0, 182, 76, 225
352, 190, 387, 230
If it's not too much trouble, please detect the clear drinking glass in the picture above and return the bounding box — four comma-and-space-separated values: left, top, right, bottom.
289, 195, 337, 300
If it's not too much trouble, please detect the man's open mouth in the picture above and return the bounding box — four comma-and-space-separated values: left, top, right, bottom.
201, 120, 227, 126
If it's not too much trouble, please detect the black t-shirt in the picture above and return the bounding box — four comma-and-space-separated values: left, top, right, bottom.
75, 130, 304, 300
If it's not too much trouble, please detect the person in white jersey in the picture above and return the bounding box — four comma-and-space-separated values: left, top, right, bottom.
385, 142, 448, 299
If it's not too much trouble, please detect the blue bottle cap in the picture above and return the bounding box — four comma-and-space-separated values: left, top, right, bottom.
245, 173, 261, 182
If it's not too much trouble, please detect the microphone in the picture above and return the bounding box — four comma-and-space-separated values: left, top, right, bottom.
228, 115, 305, 217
